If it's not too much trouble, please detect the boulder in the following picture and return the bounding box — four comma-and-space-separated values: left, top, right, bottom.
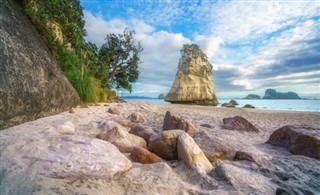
177, 133, 213, 174
1, 135, 132, 179
57, 121, 75, 135
148, 130, 185, 160
229, 99, 239, 105
223, 116, 259, 132
165, 44, 218, 106
200, 124, 214, 128
130, 147, 162, 164
98, 120, 125, 132
243, 104, 255, 109
129, 124, 156, 142
266, 125, 320, 159
69, 107, 76, 113
127, 112, 146, 123
222, 103, 235, 108
96, 126, 147, 153
108, 106, 122, 115
163, 111, 197, 137
0, 0, 79, 130
193, 131, 236, 161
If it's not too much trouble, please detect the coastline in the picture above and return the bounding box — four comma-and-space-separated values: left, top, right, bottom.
1, 101, 319, 194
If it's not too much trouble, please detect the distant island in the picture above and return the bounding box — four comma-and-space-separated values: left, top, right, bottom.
263, 89, 301, 99
243, 94, 261, 99
243, 89, 302, 100
158, 94, 165, 99
122, 96, 155, 99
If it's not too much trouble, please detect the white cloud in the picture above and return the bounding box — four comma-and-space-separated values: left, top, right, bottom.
84, 11, 192, 97
210, 1, 320, 43
194, 35, 224, 60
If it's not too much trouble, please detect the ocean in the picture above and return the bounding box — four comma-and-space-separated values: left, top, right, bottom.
123, 98, 320, 112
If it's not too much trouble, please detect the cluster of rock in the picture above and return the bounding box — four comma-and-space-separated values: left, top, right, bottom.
221, 99, 255, 109
243, 94, 261, 99
165, 44, 218, 106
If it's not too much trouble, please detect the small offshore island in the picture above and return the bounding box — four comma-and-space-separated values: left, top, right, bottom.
1, 1, 319, 195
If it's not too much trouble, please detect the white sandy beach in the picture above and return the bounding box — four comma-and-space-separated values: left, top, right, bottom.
1, 101, 319, 194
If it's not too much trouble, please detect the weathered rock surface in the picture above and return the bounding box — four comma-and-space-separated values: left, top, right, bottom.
98, 120, 125, 132
118, 162, 189, 194
127, 112, 146, 123
130, 146, 162, 164
96, 127, 147, 153
165, 44, 218, 105
129, 123, 156, 142
215, 164, 276, 194
1, 134, 132, 180
266, 125, 320, 159
0, 0, 79, 129
108, 106, 122, 115
223, 116, 259, 132
194, 131, 236, 161
148, 130, 185, 160
163, 111, 197, 137
177, 133, 213, 174
57, 121, 75, 135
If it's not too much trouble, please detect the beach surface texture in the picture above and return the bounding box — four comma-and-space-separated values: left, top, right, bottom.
1, 101, 319, 194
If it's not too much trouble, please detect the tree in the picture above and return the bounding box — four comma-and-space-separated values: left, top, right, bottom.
96, 29, 143, 92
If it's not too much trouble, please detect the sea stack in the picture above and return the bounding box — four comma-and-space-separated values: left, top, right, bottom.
165, 44, 218, 105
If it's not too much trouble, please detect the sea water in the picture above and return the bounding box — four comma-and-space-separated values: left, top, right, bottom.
124, 98, 320, 112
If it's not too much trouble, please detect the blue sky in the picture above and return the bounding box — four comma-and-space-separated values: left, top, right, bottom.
80, 0, 320, 99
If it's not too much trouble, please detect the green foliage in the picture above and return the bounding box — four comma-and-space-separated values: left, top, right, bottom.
23, 1, 142, 101
94, 29, 143, 92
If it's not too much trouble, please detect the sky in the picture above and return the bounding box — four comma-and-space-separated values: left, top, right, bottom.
80, 0, 320, 99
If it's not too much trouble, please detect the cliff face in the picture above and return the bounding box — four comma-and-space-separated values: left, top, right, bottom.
165, 44, 218, 105
0, 0, 80, 129
263, 89, 301, 99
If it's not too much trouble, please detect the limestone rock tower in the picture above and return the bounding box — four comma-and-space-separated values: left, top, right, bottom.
165, 44, 218, 105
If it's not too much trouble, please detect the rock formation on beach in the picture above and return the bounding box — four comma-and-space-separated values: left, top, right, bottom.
165, 44, 218, 105
263, 89, 301, 99
0, 0, 79, 129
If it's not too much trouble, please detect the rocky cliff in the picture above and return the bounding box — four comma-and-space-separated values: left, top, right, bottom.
263, 89, 301, 99
0, 0, 80, 129
165, 44, 218, 105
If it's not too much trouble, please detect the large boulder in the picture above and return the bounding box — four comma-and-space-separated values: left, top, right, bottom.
163, 111, 197, 137
0, 0, 79, 129
148, 130, 185, 160
266, 125, 320, 159
165, 44, 218, 106
193, 131, 236, 161
129, 123, 156, 142
0, 135, 132, 179
177, 133, 213, 174
130, 146, 162, 164
127, 112, 146, 123
96, 126, 147, 153
223, 116, 259, 132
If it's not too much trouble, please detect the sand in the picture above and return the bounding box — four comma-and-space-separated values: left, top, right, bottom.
1, 101, 319, 194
